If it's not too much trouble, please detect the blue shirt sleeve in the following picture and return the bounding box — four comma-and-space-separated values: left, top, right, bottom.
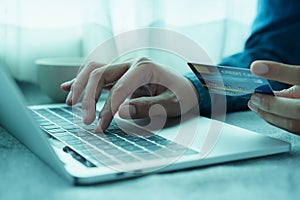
185, 0, 300, 116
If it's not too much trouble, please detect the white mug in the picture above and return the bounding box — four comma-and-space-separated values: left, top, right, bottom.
36, 57, 83, 102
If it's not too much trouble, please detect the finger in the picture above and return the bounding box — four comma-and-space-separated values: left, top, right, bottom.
95, 61, 154, 131
68, 62, 104, 105
60, 79, 75, 91
250, 61, 300, 85
81, 68, 103, 125
248, 101, 300, 135
71, 60, 135, 105
95, 92, 114, 133
109, 62, 154, 114
249, 93, 300, 120
274, 86, 300, 99
274, 89, 294, 98
82, 63, 131, 125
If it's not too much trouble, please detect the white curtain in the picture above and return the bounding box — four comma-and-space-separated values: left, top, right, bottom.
0, 0, 257, 83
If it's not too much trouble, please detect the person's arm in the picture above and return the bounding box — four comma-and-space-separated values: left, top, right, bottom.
184, 73, 212, 117
186, 0, 300, 115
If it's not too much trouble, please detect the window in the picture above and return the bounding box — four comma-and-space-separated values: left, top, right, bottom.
0, 0, 257, 82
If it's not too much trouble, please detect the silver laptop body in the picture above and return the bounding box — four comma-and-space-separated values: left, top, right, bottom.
0, 66, 291, 185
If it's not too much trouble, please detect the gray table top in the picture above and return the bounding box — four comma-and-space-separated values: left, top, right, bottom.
1, 81, 300, 200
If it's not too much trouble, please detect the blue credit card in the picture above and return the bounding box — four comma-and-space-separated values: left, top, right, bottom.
188, 63, 274, 99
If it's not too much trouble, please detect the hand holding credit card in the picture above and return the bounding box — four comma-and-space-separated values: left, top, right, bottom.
188, 63, 274, 99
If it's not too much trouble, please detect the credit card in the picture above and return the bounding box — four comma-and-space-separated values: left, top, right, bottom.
188, 63, 274, 99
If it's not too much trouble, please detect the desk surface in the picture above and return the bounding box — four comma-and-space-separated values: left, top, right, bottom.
1, 82, 300, 200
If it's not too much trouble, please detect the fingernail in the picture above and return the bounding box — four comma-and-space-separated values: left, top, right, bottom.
94, 121, 104, 133
248, 101, 258, 113
82, 109, 88, 120
253, 63, 269, 75
61, 81, 69, 87
251, 94, 261, 105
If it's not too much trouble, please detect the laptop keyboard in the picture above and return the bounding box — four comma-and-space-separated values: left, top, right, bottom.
30, 106, 198, 167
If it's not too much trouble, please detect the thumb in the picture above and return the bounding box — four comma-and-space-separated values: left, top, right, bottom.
118, 96, 169, 119
250, 60, 300, 85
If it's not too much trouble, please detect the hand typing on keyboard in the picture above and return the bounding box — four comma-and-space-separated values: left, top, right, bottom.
61, 57, 199, 132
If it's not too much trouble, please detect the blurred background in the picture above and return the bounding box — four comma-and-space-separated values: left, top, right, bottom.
0, 0, 257, 83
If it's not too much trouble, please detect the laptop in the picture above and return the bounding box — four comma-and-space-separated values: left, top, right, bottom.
0, 65, 291, 185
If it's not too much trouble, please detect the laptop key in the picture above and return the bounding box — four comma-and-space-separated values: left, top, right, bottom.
66, 139, 85, 146
144, 144, 161, 151
138, 153, 160, 160
58, 135, 78, 141
106, 148, 125, 155
88, 139, 109, 147
46, 128, 67, 134
154, 139, 171, 146
115, 156, 140, 163
120, 145, 142, 152
49, 131, 69, 137
41, 125, 59, 129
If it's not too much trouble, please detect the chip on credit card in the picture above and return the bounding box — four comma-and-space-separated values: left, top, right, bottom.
188, 63, 274, 99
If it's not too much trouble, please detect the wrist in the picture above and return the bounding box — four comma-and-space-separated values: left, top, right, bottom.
184, 72, 212, 117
